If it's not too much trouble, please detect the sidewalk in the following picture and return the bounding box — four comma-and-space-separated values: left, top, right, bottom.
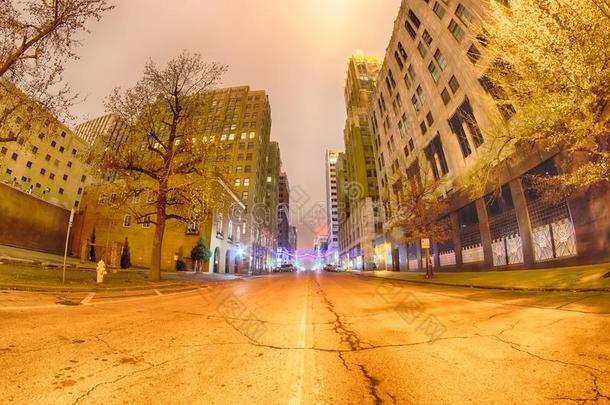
0, 245, 246, 292
356, 263, 610, 292
0, 244, 94, 269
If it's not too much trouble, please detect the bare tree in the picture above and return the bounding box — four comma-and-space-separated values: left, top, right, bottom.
96, 51, 229, 281
0, 0, 113, 143
385, 164, 451, 279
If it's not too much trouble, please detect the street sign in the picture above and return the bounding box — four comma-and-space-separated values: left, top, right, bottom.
421, 238, 431, 249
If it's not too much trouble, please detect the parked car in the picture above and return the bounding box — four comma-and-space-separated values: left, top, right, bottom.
324, 264, 338, 272
279, 263, 296, 272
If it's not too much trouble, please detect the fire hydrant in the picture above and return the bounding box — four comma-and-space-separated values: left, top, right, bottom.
96, 260, 107, 284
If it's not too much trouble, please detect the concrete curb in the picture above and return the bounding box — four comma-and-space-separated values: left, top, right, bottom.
353, 272, 610, 293
0, 281, 202, 293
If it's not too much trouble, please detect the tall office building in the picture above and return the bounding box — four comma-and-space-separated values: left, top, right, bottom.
265, 141, 281, 264
338, 54, 384, 271
277, 172, 291, 261
77, 85, 280, 273
370, 0, 609, 271
325, 149, 341, 263
74, 114, 129, 181
288, 226, 298, 254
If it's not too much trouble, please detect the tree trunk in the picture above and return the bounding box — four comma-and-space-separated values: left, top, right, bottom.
149, 214, 166, 282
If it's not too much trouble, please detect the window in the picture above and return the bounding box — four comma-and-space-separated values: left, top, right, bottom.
81, 175, 87, 182
40, 168, 46, 175
420, 121, 428, 135
62, 174, 68, 181
441, 88, 452, 105
142, 215, 152, 228
67, 161, 72, 168
246, 153, 252, 160
242, 191, 249, 200
448, 98, 484, 158
77, 188, 82, 195
428, 62, 440, 83
245, 165, 251, 173
426, 112, 435, 126
234, 178, 241, 187
456, 3, 473, 26
59, 188, 64, 195
448, 19, 465, 42
416, 85, 427, 105
433, 1, 446, 19
32, 146, 38, 154
425, 134, 450, 179
422, 30, 433, 47
243, 178, 250, 187
186, 221, 200, 235
467, 44, 481, 64
417, 42, 427, 58
59, 146, 65, 153
26, 161, 32, 168
404, 20, 417, 38
479, 75, 516, 119
449, 75, 460, 94
398, 42, 408, 60
51, 141, 56, 148
72, 149, 77, 155
0, 147, 6, 155
434, 49, 448, 71
236, 165, 243, 173
11, 152, 18, 161
408, 9, 421, 28
123, 215, 132, 227
394, 51, 404, 70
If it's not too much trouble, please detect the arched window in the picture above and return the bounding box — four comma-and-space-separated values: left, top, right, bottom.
228, 221, 233, 240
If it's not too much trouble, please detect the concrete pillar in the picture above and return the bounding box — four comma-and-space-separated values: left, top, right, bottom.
450, 212, 463, 269
475, 198, 494, 269
509, 178, 535, 267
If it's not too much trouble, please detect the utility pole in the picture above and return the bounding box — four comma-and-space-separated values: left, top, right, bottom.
62, 209, 75, 284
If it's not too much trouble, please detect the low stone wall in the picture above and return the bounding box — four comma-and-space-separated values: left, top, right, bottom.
0, 183, 70, 254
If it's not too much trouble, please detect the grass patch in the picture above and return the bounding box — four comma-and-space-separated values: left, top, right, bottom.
368, 263, 610, 290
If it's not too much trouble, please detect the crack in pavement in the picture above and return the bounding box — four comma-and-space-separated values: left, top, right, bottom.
313, 277, 396, 404
71, 358, 172, 405
356, 364, 383, 405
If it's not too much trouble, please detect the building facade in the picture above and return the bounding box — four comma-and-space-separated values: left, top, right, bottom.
277, 172, 291, 262
74, 181, 245, 273
369, 0, 610, 271
338, 54, 385, 271
0, 85, 93, 210
325, 149, 341, 264
264, 141, 281, 266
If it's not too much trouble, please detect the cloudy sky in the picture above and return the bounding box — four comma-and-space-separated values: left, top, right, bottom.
64, 0, 401, 249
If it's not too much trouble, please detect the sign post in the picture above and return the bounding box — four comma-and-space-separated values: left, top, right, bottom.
421, 238, 432, 279
62, 209, 75, 285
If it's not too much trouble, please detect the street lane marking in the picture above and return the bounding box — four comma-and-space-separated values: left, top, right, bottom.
154, 289, 163, 296
80, 292, 96, 305
289, 274, 309, 405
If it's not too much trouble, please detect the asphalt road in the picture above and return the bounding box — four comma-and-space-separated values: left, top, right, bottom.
1, 272, 609, 404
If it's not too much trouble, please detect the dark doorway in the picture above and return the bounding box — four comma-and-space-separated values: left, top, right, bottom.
213, 248, 220, 273
225, 251, 231, 274
392, 249, 400, 272
234, 256, 239, 274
